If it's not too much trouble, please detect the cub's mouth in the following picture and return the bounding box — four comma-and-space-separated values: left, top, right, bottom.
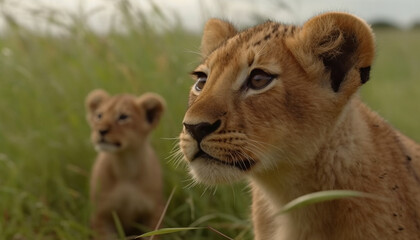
95, 139, 122, 152
193, 150, 256, 171
99, 139, 121, 147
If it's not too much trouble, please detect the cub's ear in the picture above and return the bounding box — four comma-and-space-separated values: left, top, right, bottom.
201, 18, 237, 58
287, 12, 375, 92
85, 89, 109, 115
136, 93, 166, 129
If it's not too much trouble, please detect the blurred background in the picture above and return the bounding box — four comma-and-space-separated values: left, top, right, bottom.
0, 0, 419, 239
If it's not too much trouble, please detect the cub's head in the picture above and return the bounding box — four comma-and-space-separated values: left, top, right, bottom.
86, 89, 165, 153
180, 12, 375, 185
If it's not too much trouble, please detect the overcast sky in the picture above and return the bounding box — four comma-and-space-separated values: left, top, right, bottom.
150, 0, 420, 29
1, 0, 419, 33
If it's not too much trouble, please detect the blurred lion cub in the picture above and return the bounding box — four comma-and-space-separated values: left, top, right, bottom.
85, 89, 165, 240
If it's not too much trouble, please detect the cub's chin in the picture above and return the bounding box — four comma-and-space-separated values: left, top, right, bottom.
188, 155, 253, 185
94, 142, 122, 153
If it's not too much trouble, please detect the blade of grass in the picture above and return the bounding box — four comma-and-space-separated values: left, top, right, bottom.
278, 190, 380, 215
133, 227, 205, 238
207, 226, 233, 240
150, 187, 176, 240
112, 211, 126, 240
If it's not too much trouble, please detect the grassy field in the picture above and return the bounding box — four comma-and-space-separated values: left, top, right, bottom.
0, 5, 419, 240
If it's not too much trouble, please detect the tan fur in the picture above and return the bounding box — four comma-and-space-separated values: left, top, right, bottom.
200, 18, 238, 58
179, 12, 420, 239
86, 89, 165, 240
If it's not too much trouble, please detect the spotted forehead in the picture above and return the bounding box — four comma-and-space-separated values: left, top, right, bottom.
100, 96, 137, 113
204, 21, 298, 66
241, 21, 298, 48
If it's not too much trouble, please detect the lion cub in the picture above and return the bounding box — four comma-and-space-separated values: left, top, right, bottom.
86, 89, 165, 240
180, 12, 420, 240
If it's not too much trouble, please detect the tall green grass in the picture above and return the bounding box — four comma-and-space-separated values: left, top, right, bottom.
0, 2, 419, 240
361, 28, 420, 141
0, 2, 252, 240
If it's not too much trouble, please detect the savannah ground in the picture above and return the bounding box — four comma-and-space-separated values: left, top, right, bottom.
0, 3, 419, 240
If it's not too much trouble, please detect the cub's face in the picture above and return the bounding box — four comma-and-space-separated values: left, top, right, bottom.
86, 90, 165, 153
180, 13, 375, 185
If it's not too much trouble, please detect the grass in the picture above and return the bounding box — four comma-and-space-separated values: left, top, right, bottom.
361, 28, 420, 141
0, 3, 252, 240
0, 2, 419, 240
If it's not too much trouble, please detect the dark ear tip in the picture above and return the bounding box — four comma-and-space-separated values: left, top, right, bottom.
146, 104, 164, 125
136, 93, 166, 127
146, 109, 156, 124
360, 66, 371, 84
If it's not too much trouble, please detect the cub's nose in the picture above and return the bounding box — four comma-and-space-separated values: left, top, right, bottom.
183, 120, 221, 143
99, 129, 110, 136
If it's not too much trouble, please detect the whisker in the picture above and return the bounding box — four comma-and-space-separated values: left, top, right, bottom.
160, 137, 180, 141
168, 155, 184, 168
167, 139, 181, 151
167, 143, 180, 156
245, 138, 288, 162
229, 184, 237, 203
184, 48, 202, 56
235, 150, 253, 170
201, 185, 211, 197
243, 141, 283, 169
212, 186, 218, 196
245, 141, 277, 163
166, 143, 188, 169
165, 143, 182, 159
183, 178, 199, 189
247, 140, 294, 170
245, 134, 286, 152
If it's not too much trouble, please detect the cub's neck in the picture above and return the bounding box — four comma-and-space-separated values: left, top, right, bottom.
99, 142, 153, 180
250, 97, 383, 237
252, 98, 373, 202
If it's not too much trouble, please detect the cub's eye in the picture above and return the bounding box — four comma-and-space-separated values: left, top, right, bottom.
247, 69, 276, 90
96, 113, 103, 119
192, 71, 207, 92
118, 114, 129, 121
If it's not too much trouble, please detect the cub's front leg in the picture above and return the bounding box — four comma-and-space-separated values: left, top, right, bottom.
90, 209, 118, 240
